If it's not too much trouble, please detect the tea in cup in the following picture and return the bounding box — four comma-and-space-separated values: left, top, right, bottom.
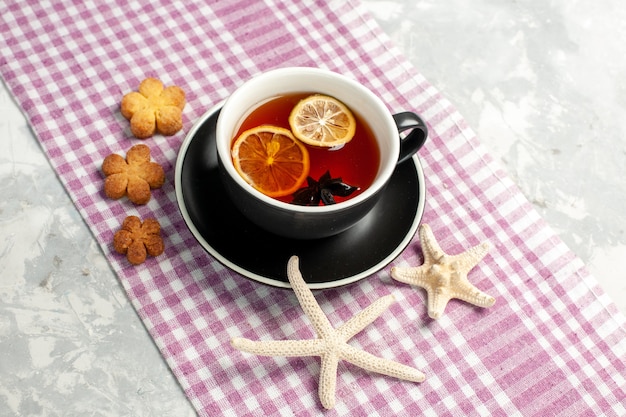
215, 67, 427, 239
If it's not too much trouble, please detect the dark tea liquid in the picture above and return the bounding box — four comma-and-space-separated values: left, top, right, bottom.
233, 93, 381, 204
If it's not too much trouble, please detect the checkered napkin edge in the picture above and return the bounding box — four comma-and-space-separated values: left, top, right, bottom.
1, 0, 625, 415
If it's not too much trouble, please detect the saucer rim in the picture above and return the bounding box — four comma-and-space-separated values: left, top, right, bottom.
174, 102, 426, 289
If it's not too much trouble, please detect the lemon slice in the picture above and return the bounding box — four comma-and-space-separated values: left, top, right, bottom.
231, 125, 310, 198
288, 94, 356, 147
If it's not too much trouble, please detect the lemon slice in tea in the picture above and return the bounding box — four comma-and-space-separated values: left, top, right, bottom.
231, 125, 310, 198
288, 94, 356, 147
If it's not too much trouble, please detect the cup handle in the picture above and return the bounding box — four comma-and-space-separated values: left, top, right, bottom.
393, 112, 428, 164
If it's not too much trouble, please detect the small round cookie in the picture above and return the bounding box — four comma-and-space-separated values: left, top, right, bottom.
113, 215, 164, 265
102, 144, 165, 205
121, 77, 186, 138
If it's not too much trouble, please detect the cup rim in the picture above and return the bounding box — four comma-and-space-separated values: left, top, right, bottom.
215, 66, 399, 213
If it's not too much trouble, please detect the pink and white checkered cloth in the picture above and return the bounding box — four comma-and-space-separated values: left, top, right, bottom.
2, 1, 624, 415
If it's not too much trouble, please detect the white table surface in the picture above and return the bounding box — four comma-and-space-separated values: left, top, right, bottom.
1, 1, 624, 415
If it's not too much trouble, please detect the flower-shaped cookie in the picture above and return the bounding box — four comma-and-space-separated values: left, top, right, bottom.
113, 215, 164, 265
102, 144, 165, 205
120, 77, 186, 138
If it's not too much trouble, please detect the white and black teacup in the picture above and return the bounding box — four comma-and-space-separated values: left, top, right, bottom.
215, 67, 427, 239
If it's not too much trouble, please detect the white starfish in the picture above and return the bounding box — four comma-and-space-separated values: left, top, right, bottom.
391, 224, 496, 319
231, 256, 425, 410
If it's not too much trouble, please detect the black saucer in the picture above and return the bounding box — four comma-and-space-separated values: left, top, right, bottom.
174, 103, 425, 289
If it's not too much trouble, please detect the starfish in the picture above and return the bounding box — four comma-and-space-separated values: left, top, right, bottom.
390, 224, 496, 319
231, 256, 425, 410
